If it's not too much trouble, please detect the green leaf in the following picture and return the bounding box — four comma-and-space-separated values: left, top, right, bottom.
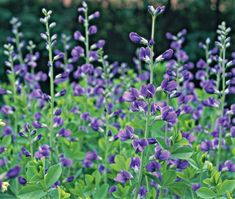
45, 163, 62, 188
162, 170, 176, 186
218, 180, 235, 195
18, 185, 47, 199
171, 146, 193, 160
196, 187, 217, 199
93, 183, 109, 199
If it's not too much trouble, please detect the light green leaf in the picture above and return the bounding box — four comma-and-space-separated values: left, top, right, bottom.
196, 187, 217, 199
45, 163, 62, 188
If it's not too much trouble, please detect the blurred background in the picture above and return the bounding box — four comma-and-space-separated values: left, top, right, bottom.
0, 0, 234, 79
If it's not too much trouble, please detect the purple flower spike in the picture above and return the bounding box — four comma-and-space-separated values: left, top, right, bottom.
6, 166, 21, 179
155, 145, 170, 161
140, 84, 156, 98
114, 170, 132, 184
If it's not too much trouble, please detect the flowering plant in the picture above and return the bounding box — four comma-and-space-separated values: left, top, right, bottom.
0, 1, 235, 199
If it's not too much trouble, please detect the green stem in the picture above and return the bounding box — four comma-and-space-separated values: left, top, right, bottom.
150, 16, 156, 84
84, 9, 89, 64
134, 101, 150, 199
217, 46, 226, 169
45, 21, 55, 162
15, 32, 24, 65
103, 60, 110, 184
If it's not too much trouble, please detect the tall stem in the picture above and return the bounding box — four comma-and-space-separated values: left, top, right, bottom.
134, 101, 150, 199
150, 16, 156, 84
217, 46, 226, 169
103, 58, 110, 183
45, 21, 55, 162
84, 9, 89, 64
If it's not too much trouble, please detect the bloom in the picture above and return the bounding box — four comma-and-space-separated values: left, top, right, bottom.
155, 145, 170, 160
6, 166, 21, 179
114, 170, 132, 184
129, 32, 147, 44
140, 84, 156, 98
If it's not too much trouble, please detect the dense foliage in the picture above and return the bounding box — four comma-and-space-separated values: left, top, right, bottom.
0, 1, 235, 199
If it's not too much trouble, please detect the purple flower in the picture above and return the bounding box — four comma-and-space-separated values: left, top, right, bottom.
67, 176, 74, 183
60, 156, 73, 167
140, 84, 156, 98
71, 46, 84, 61
223, 160, 235, 172
175, 160, 189, 170
57, 128, 71, 137
32, 121, 44, 129
123, 88, 140, 102
114, 170, 132, 184
192, 183, 200, 191
91, 40, 105, 49
156, 49, 174, 62
161, 78, 177, 93
129, 32, 147, 44
139, 47, 151, 62
161, 106, 177, 124
88, 51, 99, 62
83, 151, 98, 168
231, 127, 235, 137
3, 126, 13, 136
88, 25, 97, 35
130, 157, 141, 171
155, 145, 170, 161
138, 186, 147, 198
109, 186, 117, 193
108, 154, 116, 164
89, 11, 100, 20
201, 80, 217, 94
90, 118, 103, 131
6, 166, 21, 179
132, 139, 148, 153
196, 59, 206, 69
53, 116, 64, 127
18, 176, 27, 185
200, 140, 212, 152
117, 125, 134, 141
74, 30, 84, 41
146, 161, 161, 172
21, 147, 31, 157
34, 145, 50, 159
80, 112, 91, 122
202, 97, 219, 108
